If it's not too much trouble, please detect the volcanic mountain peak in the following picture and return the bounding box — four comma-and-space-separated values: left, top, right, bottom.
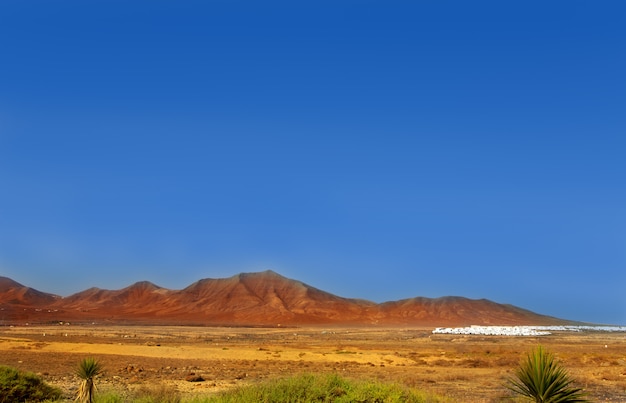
218, 270, 303, 290
182, 270, 305, 300
238, 270, 307, 292
122, 281, 167, 293
240, 269, 283, 279
231, 270, 369, 310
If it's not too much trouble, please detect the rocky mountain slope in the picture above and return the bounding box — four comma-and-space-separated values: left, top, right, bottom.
0, 271, 566, 326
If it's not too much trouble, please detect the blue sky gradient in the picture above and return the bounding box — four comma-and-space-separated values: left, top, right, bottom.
1, 1, 625, 324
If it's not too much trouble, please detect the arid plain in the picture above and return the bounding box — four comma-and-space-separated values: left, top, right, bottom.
1, 324, 625, 402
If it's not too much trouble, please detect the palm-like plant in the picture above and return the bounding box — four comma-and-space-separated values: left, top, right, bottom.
75, 357, 102, 403
507, 346, 588, 402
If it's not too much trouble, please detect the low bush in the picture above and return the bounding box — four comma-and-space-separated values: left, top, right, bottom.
0, 365, 62, 402
203, 373, 446, 403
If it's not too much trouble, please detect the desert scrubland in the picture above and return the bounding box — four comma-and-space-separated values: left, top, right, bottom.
1, 325, 625, 402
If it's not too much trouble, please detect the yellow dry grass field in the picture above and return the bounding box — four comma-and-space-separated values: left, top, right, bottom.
1, 325, 625, 402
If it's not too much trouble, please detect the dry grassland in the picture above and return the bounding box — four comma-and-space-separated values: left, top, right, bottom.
1, 325, 625, 402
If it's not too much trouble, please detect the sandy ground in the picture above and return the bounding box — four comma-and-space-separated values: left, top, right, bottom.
1, 325, 625, 402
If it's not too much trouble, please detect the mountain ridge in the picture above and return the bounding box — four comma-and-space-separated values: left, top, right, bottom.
0, 271, 570, 326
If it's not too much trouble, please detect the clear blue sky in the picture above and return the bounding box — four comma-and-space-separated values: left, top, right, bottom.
1, 1, 624, 325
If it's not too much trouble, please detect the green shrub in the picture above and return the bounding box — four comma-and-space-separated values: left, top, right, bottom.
203, 373, 445, 403
506, 346, 588, 402
0, 365, 62, 402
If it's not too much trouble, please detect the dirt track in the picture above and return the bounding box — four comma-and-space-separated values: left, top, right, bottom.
1, 325, 625, 402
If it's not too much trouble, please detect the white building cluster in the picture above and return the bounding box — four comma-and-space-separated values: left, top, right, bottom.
432, 325, 626, 336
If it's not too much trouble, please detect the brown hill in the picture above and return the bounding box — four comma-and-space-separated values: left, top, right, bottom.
167, 271, 379, 324
0, 276, 59, 306
0, 270, 567, 326
0, 276, 60, 323
60, 281, 169, 309
379, 296, 561, 326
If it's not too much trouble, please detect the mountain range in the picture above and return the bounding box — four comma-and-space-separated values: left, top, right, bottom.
0, 270, 568, 327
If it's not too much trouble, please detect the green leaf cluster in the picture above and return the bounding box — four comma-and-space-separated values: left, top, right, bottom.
76, 357, 103, 381
507, 346, 588, 403
76, 357, 103, 403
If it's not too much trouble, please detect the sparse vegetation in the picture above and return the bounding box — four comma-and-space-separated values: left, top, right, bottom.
1, 325, 624, 401
76, 357, 103, 403
0, 365, 62, 402
506, 346, 588, 402
89, 374, 446, 402
93, 393, 125, 403
132, 384, 182, 403
203, 373, 446, 403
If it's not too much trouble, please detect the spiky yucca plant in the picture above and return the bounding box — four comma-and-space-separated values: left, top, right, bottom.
507, 346, 588, 402
75, 357, 102, 403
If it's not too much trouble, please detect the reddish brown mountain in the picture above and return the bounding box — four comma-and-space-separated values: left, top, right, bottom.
0, 276, 59, 306
379, 296, 561, 326
0, 271, 567, 326
168, 272, 378, 324
58, 281, 172, 319
0, 276, 60, 323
